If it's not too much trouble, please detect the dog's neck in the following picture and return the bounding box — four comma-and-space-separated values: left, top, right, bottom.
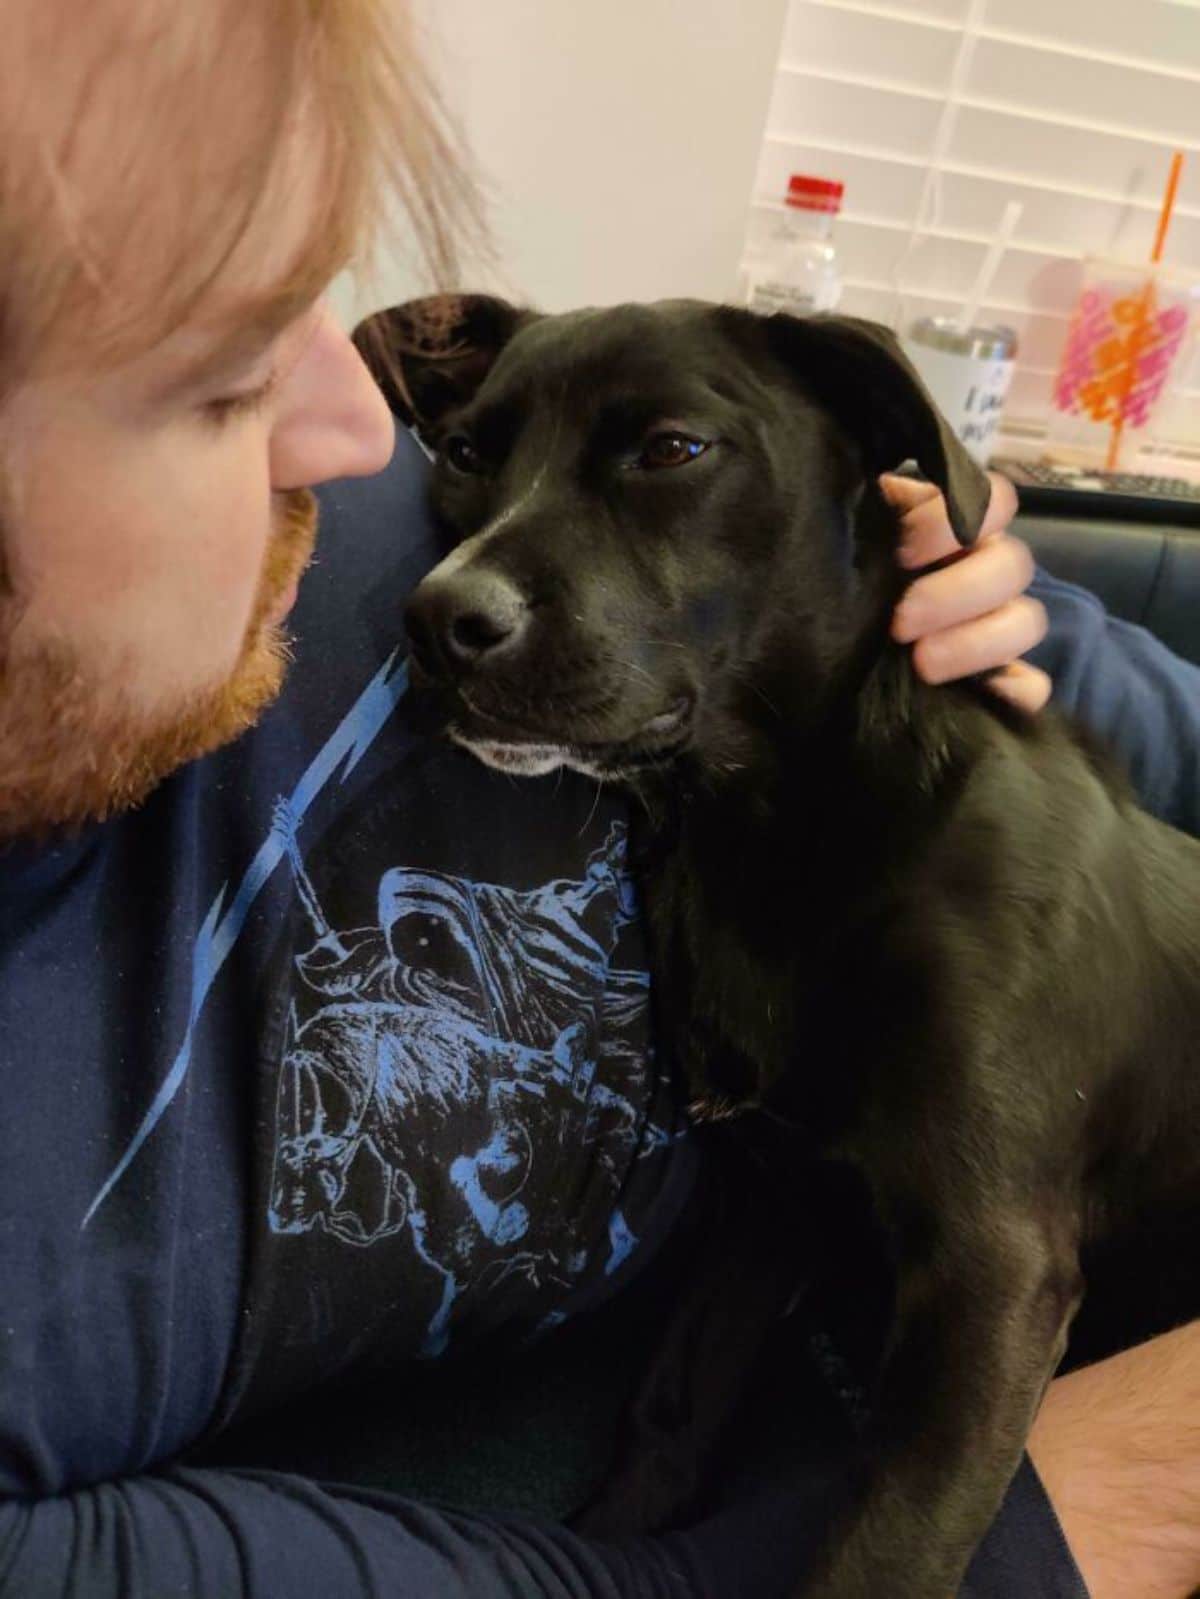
632, 669, 976, 1119
626, 500, 989, 1113
639, 636, 970, 880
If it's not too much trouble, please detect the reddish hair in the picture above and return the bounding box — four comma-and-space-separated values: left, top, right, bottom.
0, 0, 480, 598
0, 0, 478, 388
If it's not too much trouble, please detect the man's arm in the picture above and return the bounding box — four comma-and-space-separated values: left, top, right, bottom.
1028, 1321, 1200, 1599
1026, 568, 1200, 838
0, 1462, 821, 1599
884, 472, 1200, 841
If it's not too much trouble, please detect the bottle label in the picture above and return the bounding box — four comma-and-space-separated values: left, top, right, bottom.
746, 277, 840, 317
899, 338, 1016, 466
749, 279, 819, 316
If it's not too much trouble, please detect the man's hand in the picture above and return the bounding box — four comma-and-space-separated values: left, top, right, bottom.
882, 472, 1051, 714
1029, 1321, 1200, 1599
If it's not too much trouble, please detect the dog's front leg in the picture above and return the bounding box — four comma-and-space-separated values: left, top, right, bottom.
799, 1191, 1082, 1599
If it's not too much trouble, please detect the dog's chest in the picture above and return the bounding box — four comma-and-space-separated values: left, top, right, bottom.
639, 830, 878, 1132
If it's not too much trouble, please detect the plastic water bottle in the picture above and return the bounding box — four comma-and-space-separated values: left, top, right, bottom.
747, 174, 844, 317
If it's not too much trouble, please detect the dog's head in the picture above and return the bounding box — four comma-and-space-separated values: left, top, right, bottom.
355, 295, 991, 782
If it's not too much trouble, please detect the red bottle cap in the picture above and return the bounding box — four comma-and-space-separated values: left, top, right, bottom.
786, 174, 844, 214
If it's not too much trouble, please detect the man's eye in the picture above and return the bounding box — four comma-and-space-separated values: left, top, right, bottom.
201, 373, 279, 429
443, 435, 483, 474
634, 432, 711, 471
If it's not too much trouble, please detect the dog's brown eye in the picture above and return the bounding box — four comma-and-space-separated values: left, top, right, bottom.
636, 432, 710, 471
443, 435, 482, 474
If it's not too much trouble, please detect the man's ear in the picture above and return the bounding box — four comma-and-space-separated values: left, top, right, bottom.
737, 311, 993, 546
352, 294, 534, 444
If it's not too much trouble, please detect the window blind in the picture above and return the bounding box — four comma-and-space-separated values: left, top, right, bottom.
743, 0, 1200, 459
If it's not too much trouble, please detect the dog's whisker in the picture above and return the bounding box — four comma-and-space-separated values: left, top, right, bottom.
724, 662, 782, 721
611, 659, 660, 695
622, 637, 688, 650
578, 777, 605, 838
744, 679, 783, 720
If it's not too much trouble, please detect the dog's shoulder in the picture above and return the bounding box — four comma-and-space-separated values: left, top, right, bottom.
858, 642, 1133, 810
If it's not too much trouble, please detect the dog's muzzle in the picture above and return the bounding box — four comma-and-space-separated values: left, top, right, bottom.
405, 561, 696, 779
405, 566, 532, 678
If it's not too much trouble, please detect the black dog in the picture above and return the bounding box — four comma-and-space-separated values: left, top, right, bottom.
355, 295, 1200, 1597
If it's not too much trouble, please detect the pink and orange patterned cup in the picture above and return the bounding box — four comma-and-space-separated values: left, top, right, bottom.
1050, 259, 1197, 469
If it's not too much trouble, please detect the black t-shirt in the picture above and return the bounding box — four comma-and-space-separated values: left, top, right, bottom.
0, 432, 721, 1595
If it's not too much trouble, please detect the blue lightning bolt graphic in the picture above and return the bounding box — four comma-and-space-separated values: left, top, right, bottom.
82, 653, 410, 1228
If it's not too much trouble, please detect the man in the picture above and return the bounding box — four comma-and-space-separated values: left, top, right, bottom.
0, 2, 1197, 1595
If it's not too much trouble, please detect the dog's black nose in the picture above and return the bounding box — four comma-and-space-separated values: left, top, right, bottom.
406, 568, 531, 672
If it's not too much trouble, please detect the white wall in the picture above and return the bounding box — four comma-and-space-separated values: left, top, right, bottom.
334, 0, 788, 325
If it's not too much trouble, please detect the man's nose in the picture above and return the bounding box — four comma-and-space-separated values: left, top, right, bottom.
406, 568, 532, 674
270, 305, 396, 490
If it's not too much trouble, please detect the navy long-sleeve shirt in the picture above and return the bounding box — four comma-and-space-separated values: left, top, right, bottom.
1, 430, 1196, 1598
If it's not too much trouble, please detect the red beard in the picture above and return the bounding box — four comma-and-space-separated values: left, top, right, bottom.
0, 488, 318, 844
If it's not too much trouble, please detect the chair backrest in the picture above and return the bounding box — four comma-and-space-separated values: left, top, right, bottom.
1018, 514, 1200, 668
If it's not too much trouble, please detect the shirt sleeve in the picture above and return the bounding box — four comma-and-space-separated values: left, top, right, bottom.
1027, 568, 1200, 838
0, 1465, 818, 1599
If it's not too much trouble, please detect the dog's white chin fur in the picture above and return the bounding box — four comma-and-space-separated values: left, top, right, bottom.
449, 728, 610, 781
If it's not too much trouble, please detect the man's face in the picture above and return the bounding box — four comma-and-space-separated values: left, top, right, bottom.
0, 97, 396, 844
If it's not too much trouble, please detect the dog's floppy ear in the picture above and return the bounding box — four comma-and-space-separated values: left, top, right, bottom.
352, 294, 533, 442
759, 312, 992, 547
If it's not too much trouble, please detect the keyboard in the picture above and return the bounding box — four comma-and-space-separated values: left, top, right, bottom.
990, 459, 1200, 527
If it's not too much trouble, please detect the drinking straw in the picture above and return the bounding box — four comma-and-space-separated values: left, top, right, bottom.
1151, 149, 1184, 265
889, 0, 989, 321
953, 200, 1023, 334
1105, 150, 1184, 470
